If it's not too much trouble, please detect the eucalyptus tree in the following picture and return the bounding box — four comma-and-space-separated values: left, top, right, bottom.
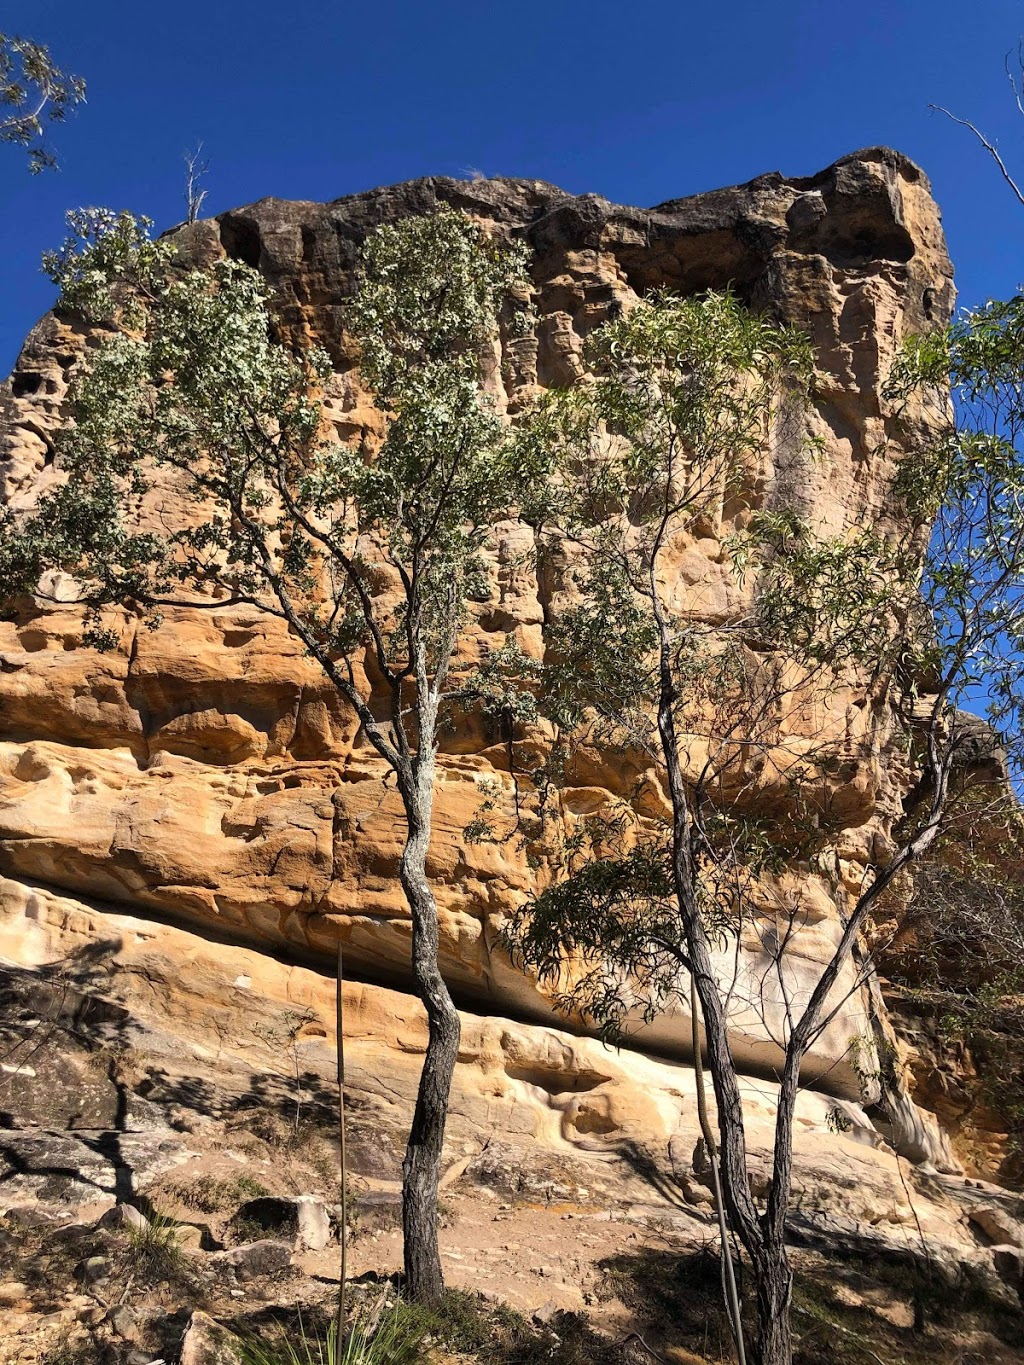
18, 204, 543, 1305
504, 287, 1024, 1365
1, 32, 84, 172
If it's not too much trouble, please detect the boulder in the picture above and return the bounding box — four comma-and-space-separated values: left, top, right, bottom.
219, 1239, 293, 1281
180, 1310, 244, 1365
232, 1195, 331, 1251
968, 1205, 1024, 1248
99, 1203, 150, 1234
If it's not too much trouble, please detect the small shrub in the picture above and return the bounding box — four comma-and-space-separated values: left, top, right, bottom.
40, 1331, 98, 1365
399, 1288, 617, 1364
241, 1303, 426, 1365
164, 1172, 272, 1213
232, 1215, 270, 1246
125, 1212, 185, 1280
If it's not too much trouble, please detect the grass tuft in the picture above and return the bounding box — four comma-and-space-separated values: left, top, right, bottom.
125, 1210, 185, 1280
241, 1303, 426, 1365
164, 1172, 272, 1213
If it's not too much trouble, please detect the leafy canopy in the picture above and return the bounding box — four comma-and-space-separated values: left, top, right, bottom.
1, 32, 85, 172
888, 294, 1024, 775
506, 288, 917, 1039
18, 206, 548, 754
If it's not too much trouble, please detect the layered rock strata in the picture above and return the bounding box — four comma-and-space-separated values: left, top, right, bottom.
0, 149, 954, 1122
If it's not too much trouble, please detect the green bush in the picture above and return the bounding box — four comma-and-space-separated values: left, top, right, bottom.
125, 1211, 185, 1281
165, 1172, 272, 1213
241, 1304, 426, 1365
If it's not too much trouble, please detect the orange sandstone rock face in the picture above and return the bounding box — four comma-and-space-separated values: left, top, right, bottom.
0, 150, 954, 1104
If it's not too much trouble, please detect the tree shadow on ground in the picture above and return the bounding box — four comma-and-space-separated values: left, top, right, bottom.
599, 1242, 1024, 1365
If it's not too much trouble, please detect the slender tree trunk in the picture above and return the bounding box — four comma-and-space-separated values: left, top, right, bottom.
691, 979, 747, 1365
654, 640, 761, 1261
652, 627, 787, 1358
334, 936, 349, 1346
398, 754, 461, 1305
751, 1241, 793, 1365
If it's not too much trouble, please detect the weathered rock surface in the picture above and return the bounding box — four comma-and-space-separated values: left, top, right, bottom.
0, 149, 957, 1116
180, 1311, 246, 1365
1, 880, 1021, 1362
0, 880, 995, 1252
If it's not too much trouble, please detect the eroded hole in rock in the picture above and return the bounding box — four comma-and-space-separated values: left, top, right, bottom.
505, 1064, 609, 1096
11, 372, 42, 398
219, 215, 262, 269
571, 1106, 618, 1136
15, 629, 48, 653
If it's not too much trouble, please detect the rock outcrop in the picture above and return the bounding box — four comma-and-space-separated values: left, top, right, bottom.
0, 149, 958, 1137
4, 882, 1021, 1364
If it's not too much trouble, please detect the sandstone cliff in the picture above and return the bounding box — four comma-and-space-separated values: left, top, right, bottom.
0, 147, 955, 1131
7, 148, 1024, 1363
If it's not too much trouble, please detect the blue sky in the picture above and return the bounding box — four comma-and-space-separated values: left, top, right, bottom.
2, 0, 1024, 375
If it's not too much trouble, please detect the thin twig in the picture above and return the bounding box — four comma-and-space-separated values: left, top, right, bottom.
929, 104, 1024, 209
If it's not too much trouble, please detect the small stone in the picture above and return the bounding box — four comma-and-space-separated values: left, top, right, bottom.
108, 1304, 139, 1337
219, 1239, 292, 1281
100, 1203, 150, 1234
0, 1282, 27, 1306
77, 1255, 110, 1285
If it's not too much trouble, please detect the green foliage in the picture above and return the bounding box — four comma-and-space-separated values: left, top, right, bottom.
888, 294, 1024, 768
883, 789, 1024, 1171
505, 841, 683, 1039
528, 288, 825, 738
739, 510, 910, 668
124, 1211, 185, 1280
164, 1172, 271, 1213
506, 288, 871, 1041
396, 1288, 618, 1365
23, 206, 546, 729
0, 32, 85, 172
241, 1304, 427, 1365
42, 208, 172, 319
15, 201, 548, 1303
242, 1291, 617, 1365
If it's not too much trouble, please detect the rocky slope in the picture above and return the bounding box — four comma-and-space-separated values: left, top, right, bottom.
2, 882, 1023, 1364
